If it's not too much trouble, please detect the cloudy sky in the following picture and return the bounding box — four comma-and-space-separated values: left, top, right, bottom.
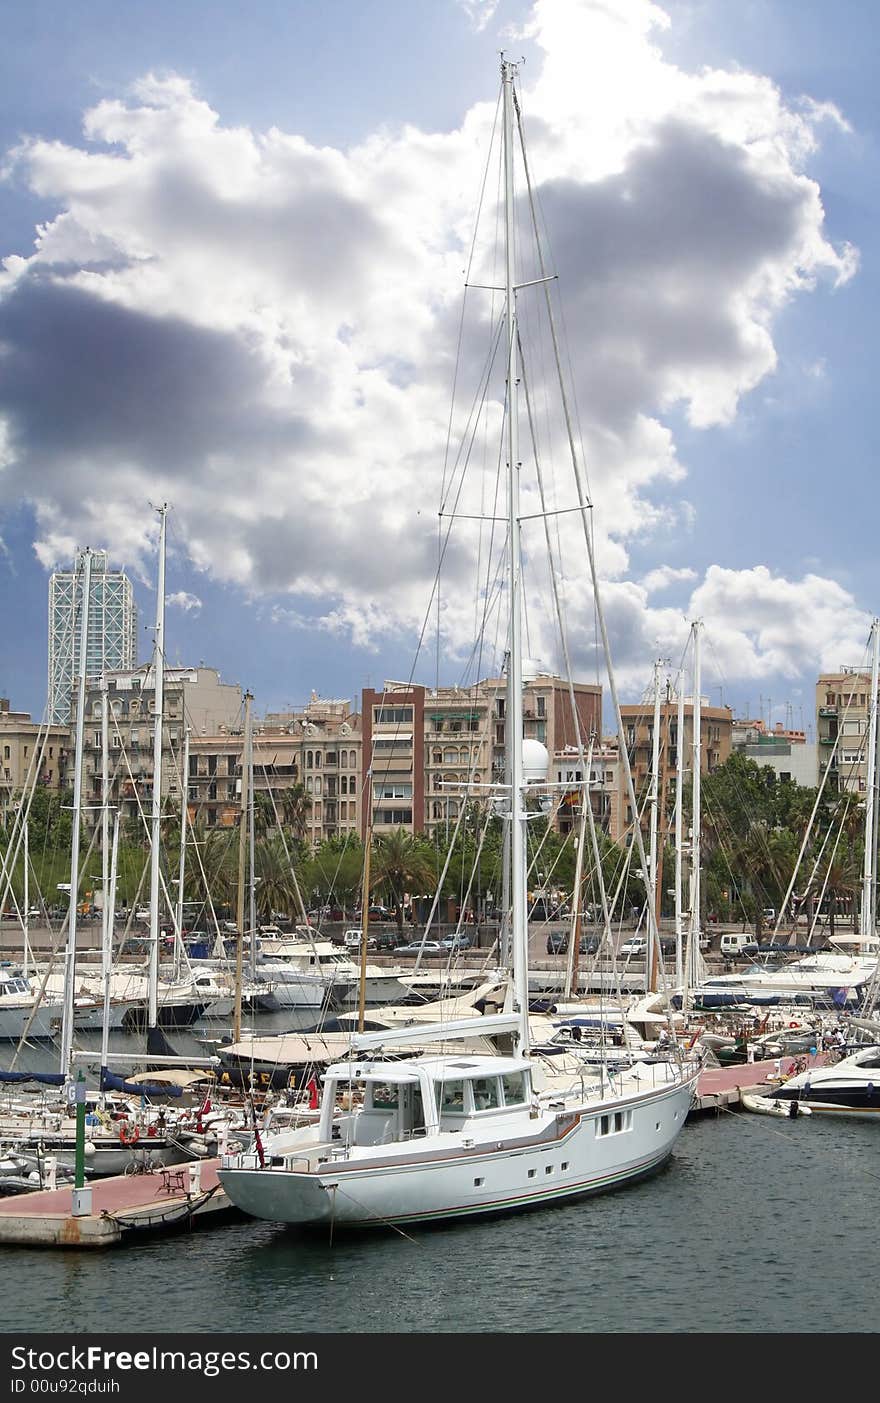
1, 0, 877, 737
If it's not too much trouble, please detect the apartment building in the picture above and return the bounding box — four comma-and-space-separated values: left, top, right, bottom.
264, 695, 362, 846
75, 665, 242, 830
0, 700, 70, 818
361, 675, 602, 836
612, 698, 733, 842
816, 668, 878, 795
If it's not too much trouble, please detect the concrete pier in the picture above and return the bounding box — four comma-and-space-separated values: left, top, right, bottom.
0, 1157, 236, 1247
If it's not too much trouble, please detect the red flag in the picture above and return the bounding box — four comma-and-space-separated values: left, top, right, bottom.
254, 1126, 266, 1167
306, 1075, 319, 1110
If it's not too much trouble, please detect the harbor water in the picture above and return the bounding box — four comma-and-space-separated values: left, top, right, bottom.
0, 1099, 875, 1333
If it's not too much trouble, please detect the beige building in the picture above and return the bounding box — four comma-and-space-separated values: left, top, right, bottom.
816, 669, 878, 795
75, 665, 242, 831
0, 700, 70, 818
611, 699, 733, 844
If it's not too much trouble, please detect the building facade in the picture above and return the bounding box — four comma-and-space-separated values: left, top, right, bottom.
0, 700, 70, 818
75, 665, 242, 831
48, 550, 137, 723
611, 698, 734, 844
815, 669, 878, 795
361, 675, 602, 837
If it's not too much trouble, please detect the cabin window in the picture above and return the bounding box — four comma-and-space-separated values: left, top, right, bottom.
471, 1077, 501, 1111
501, 1072, 528, 1106
368, 1082, 399, 1111
437, 1079, 467, 1115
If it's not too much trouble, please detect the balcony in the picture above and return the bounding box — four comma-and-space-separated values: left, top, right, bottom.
819, 736, 836, 746
818, 706, 837, 717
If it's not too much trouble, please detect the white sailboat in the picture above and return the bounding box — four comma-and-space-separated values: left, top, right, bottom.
218, 59, 698, 1230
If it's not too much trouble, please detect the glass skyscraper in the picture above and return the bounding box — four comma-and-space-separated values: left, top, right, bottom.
47, 551, 138, 722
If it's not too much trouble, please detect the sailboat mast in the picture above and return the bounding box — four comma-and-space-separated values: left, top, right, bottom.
861, 618, 880, 941
60, 547, 93, 1077
100, 672, 109, 990
148, 505, 167, 1031
22, 814, 29, 981
247, 712, 257, 981
175, 726, 190, 978
101, 811, 120, 1081
689, 620, 703, 993
646, 659, 662, 993
502, 58, 528, 1056
233, 690, 252, 1043
674, 662, 686, 990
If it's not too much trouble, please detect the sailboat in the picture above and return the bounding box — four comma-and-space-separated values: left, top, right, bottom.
218, 59, 698, 1230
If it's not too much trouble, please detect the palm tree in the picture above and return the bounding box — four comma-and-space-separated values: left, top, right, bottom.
371, 828, 435, 935
276, 784, 311, 842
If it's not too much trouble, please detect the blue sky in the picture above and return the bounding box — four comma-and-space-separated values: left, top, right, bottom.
1, 0, 877, 737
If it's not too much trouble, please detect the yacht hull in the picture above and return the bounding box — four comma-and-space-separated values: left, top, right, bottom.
219, 1076, 696, 1229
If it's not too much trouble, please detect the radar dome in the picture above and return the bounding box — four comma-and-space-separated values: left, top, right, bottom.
522, 738, 550, 785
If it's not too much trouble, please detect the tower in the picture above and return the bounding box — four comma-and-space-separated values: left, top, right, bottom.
47, 550, 137, 722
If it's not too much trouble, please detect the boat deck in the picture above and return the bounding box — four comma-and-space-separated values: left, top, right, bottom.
0, 1157, 234, 1247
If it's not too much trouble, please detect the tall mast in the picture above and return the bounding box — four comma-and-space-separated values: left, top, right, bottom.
674, 660, 686, 991
101, 811, 120, 1084
502, 58, 528, 1057
860, 618, 880, 942
248, 711, 257, 981
175, 727, 190, 983
687, 621, 703, 999
233, 690, 252, 1043
646, 659, 662, 993
61, 547, 93, 1076
100, 673, 109, 992
148, 505, 167, 1032
22, 815, 29, 981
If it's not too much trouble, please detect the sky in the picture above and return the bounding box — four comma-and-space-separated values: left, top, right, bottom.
1, 0, 878, 739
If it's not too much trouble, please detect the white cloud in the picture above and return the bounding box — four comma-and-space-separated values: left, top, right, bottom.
167, 590, 202, 613
641, 565, 698, 592
0, 0, 861, 698
457, 0, 500, 32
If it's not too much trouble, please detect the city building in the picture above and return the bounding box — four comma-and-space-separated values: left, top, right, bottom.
612, 697, 734, 844
731, 718, 817, 787
193, 693, 363, 843
47, 550, 137, 723
815, 668, 878, 795
362, 675, 602, 837
0, 699, 69, 818
75, 665, 242, 831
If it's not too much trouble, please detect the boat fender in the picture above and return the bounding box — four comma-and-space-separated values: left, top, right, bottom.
83, 1140, 95, 1157
119, 1123, 140, 1146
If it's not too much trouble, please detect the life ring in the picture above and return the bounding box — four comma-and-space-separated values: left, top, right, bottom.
788, 1022, 799, 1029
119, 1123, 140, 1146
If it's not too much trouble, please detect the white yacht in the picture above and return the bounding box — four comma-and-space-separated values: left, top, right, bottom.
218, 59, 698, 1231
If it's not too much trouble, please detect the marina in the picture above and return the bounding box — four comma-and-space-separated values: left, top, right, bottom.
0, 0, 878, 1343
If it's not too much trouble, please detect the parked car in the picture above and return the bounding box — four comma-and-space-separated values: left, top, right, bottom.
619, 935, 649, 958
440, 934, 472, 951
343, 928, 377, 950
720, 932, 758, 957
373, 930, 409, 952
394, 940, 444, 956
546, 932, 600, 955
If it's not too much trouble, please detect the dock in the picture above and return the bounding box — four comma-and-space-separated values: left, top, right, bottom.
691, 1052, 830, 1115
0, 1158, 237, 1248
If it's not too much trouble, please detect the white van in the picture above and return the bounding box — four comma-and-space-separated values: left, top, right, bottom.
720, 932, 758, 957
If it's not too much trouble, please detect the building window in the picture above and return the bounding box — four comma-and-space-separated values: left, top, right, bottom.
537, 696, 546, 717
374, 706, 413, 724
